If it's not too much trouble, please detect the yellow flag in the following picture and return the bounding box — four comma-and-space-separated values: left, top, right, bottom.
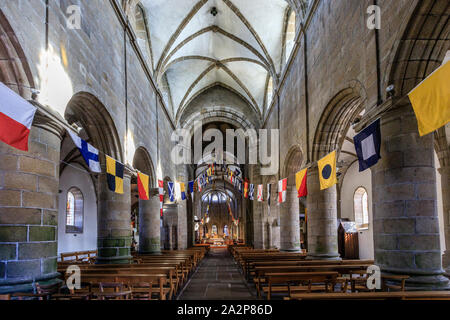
408, 61, 450, 136
318, 151, 337, 190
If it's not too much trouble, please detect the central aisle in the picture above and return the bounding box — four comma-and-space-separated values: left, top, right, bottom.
178, 248, 257, 300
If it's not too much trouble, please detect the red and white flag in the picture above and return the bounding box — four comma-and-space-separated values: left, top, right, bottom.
0, 82, 37, 151
257, 185, 264, 202
158, 179, 164, 217
278, 178, 287, 203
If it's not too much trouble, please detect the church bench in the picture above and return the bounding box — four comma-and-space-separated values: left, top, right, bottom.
65, 267, 178, 299
264, 271, 339, 300
239, 253, 307, 279
77, 274, 168, 300
58, 263, 185, 284
60, 250, 97, 263
288, 291, 450, 300
381, 274, 410, 292
246, 259, 374, 280
137, 257, 194, 274
253, 264, 372, 295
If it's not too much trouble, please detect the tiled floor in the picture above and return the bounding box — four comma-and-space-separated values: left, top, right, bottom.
178, 248, 257, 300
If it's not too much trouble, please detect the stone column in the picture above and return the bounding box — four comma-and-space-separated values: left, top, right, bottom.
268, 203, 280, 249
97, 166, 132, 264
138, 189, 161, 254
439, 167, 450, 274
279, 186, 301, 252
372, 105, 448, 289
253, 201, 265, 249
266, 222, 272, 249
176, 165, 188, 249
0, 112, 64, 294
306, 165, 340, 260
164, 203, 178, 250
167, 224, 173, 250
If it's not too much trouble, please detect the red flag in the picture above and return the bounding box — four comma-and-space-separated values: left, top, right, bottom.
0, 82, 37, 151
158, 179, 164, 217
137, 172, 149, 200
295, 168, 308, 198
278, 178, 287, 203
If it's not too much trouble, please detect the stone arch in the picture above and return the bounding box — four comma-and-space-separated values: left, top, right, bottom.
0, 9, 35, 98
132, 146, 156, 188
387, 0, 449, 98
64, 92, 123, 163
283, 145, 304, 185
312, 84, 366, 162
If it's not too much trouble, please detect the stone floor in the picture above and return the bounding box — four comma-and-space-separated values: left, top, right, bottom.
177, 248, 257, 300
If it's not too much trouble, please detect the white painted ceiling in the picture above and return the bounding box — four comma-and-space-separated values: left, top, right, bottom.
141, 0, 293, 120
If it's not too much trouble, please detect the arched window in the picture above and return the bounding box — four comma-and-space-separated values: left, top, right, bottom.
284, 10, 296, 63
134, 4, 153, 69
223, 225, 229, 237
66, 187, 84, 233
354, 187, 369, 230
266, 76, 273, 109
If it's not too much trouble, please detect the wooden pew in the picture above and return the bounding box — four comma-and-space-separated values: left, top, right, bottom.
247, 259, 374, 280
64, 267, 178, 299
253, 264, 372, 297
60, 250, 97, 263
264, 271, 339, 300
78, 274, 168, 300
288, 291, 450, 300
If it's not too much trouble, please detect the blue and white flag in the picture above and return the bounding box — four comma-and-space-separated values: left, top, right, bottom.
353, 119, 381, 172
68, 130, 101, 173
249, 184, 255, 200
188, 181, 194, 199
168, 182, 175, 202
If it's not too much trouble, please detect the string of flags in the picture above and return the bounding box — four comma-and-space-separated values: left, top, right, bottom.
0, 55, 448, 212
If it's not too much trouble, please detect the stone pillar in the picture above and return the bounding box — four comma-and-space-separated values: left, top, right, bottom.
253, 201, 265, 249
306, 165, 340, 260
372, 105, 448, 289
97, 166, 132, 264
138, 189, 161, 254
439, 167, 450, 274
266, 222, 272, 249
176, 165, 188, 249
167, 224, 173, 250
279, 186, 301, 252
0, 113, 64, 294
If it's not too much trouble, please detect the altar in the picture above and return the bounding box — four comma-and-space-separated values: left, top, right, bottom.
202, 235, 232, 248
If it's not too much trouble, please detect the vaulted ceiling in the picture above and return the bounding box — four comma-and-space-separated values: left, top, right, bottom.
139, 0, 299, 123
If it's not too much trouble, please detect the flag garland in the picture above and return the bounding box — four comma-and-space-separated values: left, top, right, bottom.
295, 168, 308, 198
408, 60, 450, 136
0, 82, 37, 151
68, 130, 101, 173
318, 151, 337, 190
158, 179, 164, 217
137, 171, 149, 200
168, 182, 175, 202
248, 184, 254, 200
106, 155, 124, 194
278, 178, 287, 203
257, 184, 264, 202
353, 119, 381, 172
